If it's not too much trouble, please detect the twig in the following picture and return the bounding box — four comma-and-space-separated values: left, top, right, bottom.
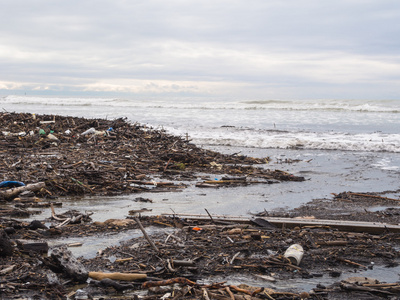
134, 217, 159, 253
225, 287, 235, 300
142, 277, 196, 288
226, 236, 234, 243
50, 203, 68, 221
230, 251, 240, 265
202, 288, 210, 300
337, 257, 367, 268
347, 192, 400, 202
204, 208, 215, 224
70, 177, 93, 193
167, 259, 176, 272
55, 218, 71, 228
164, 158, 172, 172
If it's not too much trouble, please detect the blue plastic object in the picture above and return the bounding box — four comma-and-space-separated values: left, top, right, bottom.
0, 181, 25, 188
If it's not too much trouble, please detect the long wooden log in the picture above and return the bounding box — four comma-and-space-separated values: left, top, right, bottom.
89, 271, 146, 281
161, 213, 400, 234
0, 182, 45, 200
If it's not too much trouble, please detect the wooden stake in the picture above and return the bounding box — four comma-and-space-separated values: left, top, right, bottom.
134, 217, 159, 253
204, 208, 215, 224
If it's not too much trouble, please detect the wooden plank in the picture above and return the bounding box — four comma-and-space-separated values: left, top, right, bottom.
265, 217, 400, 234
16, 240, 49, 254
160, 213, 400, 234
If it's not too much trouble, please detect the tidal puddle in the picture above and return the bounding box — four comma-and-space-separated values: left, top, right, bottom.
48, 226, 175, 259
368, 206, 396, 212
47, 229, 142, 259
274, 265, 400, 291
199, 265, 400, 292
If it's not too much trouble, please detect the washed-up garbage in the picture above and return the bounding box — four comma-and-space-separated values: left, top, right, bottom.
0, 112, 301, 199
47, 133, 59, 141
81, 127, 106, 136
0, 181, 25, 188
81, 127, 96, 135
284, 244, 304, 266
2, 131, 26, 136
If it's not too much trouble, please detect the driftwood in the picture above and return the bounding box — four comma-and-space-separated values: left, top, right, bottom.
46, 270, 61, 286
92, 278, 135, 292
172, 260, 195, 267
336, 257, 367, 268
50, 203, 93, 226
0, 265, 16, 275
134, 217, 159, 253
141, 277, 281, 300
1, 113, 301, 199
334, 192, 400, 202
162, 213, 400, 234
0, 230, 13, 256
142, 277, 197, 288
16, 240, 49, 254
89, 271, 147, 281
341, 282, 393, 295
50, 246, 88, 283
0, 182, 45, 200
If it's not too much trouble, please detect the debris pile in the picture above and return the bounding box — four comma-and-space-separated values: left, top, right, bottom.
2, 212, 400, 299
0, 112, 304, 200
281, 191, 400, 224
2, 112, 399, 299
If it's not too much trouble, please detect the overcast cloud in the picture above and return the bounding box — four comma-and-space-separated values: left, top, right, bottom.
0, 0, 399, 99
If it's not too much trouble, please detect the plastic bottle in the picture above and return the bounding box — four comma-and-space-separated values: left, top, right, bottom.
81, 128, 96, 135
47, 133, 59, 141
284, 244, 304, 265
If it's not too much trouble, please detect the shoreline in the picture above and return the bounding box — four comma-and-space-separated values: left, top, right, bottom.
0, 112, 302, 201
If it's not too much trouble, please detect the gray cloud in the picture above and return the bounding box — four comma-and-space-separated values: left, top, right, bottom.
0, 0, 399, 99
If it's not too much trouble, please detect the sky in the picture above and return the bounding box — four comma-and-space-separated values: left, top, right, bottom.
0, 0, 399, 100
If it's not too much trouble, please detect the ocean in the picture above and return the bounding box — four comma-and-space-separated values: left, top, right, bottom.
1, 95, 399, 217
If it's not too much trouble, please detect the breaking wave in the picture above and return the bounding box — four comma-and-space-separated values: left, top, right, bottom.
2, 96, 399, 113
